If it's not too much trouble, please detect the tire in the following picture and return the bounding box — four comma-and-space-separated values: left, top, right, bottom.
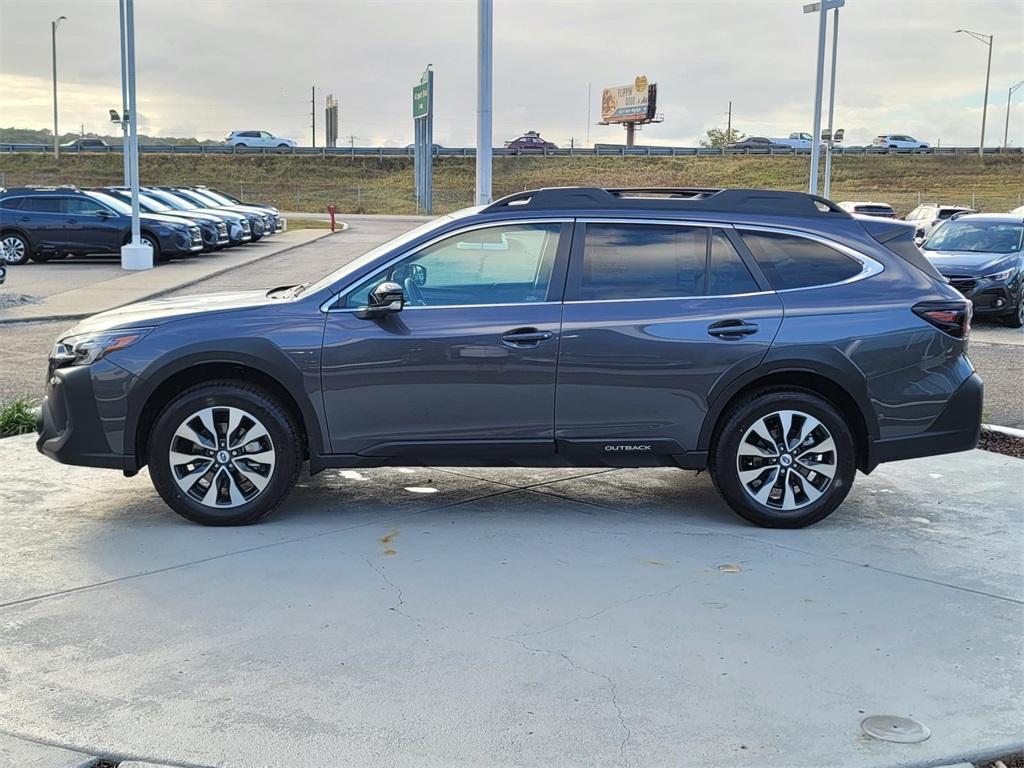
709, 387, 857, 528
1002, 290, 1024, 328
148, 381, 303, 525
137, 233, 165, 262
1, 232, 31, 265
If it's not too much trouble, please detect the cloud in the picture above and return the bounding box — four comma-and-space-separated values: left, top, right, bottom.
1, 0, 1021, 147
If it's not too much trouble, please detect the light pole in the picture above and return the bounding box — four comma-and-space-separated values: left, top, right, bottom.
120, 0, 151, 270
118, 0, 129, 185
1005, 80, 1024, 148
51, 15, 67, 159
803, 0, 844, 195
955, 29, 993, 157
476, 0, 493, 205
822, 5, 840, 199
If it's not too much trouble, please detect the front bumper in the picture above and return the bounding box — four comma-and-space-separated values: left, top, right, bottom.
869, 372, 983, 467
946, 275, 1021, 316
36, 361, 137, 471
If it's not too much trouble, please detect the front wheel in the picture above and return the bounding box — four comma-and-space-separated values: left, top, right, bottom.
709, 388, 857, 528
148, 381, 303, 525
1, 233, 31, 265
1003, 289, 1024, 328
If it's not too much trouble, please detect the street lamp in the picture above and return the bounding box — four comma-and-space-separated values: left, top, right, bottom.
51, 15, 67, 159
955, 29, 993, 157
1005, 80, 1024, 148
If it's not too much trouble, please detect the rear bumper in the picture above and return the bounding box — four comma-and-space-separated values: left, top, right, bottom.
869, 372, 982, 467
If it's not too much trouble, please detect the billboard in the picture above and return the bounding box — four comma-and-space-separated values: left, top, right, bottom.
600, 75, 657, 124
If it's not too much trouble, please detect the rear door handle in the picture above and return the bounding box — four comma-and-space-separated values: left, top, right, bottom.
501, 327, 554, 347
708, 319, 759, 338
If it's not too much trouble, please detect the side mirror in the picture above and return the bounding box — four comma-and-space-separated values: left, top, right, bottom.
356, 281, 404, 319
914, 236, 925, 248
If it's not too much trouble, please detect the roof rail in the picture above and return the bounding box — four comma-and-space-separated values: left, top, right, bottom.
484, 186, 848, 218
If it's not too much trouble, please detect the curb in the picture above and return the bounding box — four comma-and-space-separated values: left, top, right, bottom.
0, 228, 339, 326
982, 423, 1024, 439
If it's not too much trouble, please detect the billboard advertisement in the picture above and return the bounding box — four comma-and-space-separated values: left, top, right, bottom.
600, 76, 657, 124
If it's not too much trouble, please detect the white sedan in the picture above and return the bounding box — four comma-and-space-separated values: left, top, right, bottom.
872, 134, 930, 149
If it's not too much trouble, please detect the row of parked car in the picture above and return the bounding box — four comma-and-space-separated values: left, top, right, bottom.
836, 199, 1024, 328
0, 185, 284, 265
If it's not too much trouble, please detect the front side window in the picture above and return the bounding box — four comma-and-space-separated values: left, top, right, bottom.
741, 231, 863, 290
65, 197, 111, 216
0, 197, 24, 210
579, 223, 707, 300
345, 223, 561, 308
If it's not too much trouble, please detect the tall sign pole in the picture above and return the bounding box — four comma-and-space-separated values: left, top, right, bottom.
804, 0, 844, 195
413, 67, 433, 214
120, 0, 151, 270
476, 0, 493, 205
822, 6, 840, 199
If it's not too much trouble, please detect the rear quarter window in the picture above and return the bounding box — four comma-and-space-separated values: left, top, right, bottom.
740, 231, 863, 290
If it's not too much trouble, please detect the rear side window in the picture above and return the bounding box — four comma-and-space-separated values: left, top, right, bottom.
23, 197, 63, 213
740, 231, 863, 290
709, 229, 759, 295
580, 223, 707, 300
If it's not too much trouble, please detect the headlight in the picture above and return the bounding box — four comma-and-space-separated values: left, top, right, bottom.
981, 268, 1014, 281
51, 328, 152, 367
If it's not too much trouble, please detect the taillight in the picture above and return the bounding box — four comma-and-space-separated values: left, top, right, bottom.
913, 300, 972, 339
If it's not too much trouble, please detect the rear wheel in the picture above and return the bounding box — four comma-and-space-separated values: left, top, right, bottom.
148, 381, 302, 525
709, 388, 857, 528
1, 233, 31, 265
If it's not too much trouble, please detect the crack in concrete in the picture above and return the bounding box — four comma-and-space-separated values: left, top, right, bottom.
501, 635, 632, 767
505, 582, 685, 641
362, 555, 408, 616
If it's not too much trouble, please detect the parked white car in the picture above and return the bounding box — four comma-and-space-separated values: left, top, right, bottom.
872, 134, 930, 149
225, 130, 297, 148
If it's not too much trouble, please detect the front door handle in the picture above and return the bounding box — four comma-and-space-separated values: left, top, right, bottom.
501, 327, 554, 347
708, 319, 759, 338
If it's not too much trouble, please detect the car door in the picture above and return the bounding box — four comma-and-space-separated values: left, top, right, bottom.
259, 131, 274, 147
320, 219, 571, 457
64, 196, 122, 254
19, 196, 67, 252
555, 220, 784, 458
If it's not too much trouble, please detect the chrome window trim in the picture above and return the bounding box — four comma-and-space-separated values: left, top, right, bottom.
320, 217, 572, 313
735, 223, 884, 292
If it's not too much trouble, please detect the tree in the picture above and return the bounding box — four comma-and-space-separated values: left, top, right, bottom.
699, 127, 744, 148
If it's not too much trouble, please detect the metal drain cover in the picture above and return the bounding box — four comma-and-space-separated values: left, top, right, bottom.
860, 715, 931, 743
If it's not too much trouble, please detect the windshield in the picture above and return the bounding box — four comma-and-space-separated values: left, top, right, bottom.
196, 189, 233, 205
181, 189, 224, 206
146, 189, 195, 210
84, 190, 131, 214
171, 189, 214, 208
924, 221, 1024, 254
137, 193, 172, 212
303, 216, 457, 297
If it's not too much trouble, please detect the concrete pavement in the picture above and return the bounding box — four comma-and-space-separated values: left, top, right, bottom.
0, 229, 332, 323
0, 433, 1020, 768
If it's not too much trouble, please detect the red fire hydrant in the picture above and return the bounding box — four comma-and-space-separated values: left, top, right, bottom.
327, 204, 337, 232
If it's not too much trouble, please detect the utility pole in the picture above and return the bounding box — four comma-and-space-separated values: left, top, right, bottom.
1004, 80, 1023, 148
726, 101, 732, 142
311, 85, 316, 148
476, 0, 493, 205
51, 15, 67, 159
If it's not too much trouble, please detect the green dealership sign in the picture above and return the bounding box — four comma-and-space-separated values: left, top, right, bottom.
413, 80, 430, 119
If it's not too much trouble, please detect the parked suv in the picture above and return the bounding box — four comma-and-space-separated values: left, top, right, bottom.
905, 203, 975, 241
0, 187, 203, 264
225, 130, 296, 149
921, 213, 1023, 327
36, 187, 981, 528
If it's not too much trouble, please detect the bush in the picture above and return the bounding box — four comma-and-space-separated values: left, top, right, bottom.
0, 398, 38, 438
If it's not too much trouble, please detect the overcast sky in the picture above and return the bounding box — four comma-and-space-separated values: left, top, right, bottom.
1, 0, 1022, 147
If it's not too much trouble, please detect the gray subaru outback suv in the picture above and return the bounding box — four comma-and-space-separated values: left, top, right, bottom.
36, 187, 982, 528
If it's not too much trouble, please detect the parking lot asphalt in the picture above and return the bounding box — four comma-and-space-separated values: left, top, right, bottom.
0, 433, 1021, 768
2, 216, 1021, 427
